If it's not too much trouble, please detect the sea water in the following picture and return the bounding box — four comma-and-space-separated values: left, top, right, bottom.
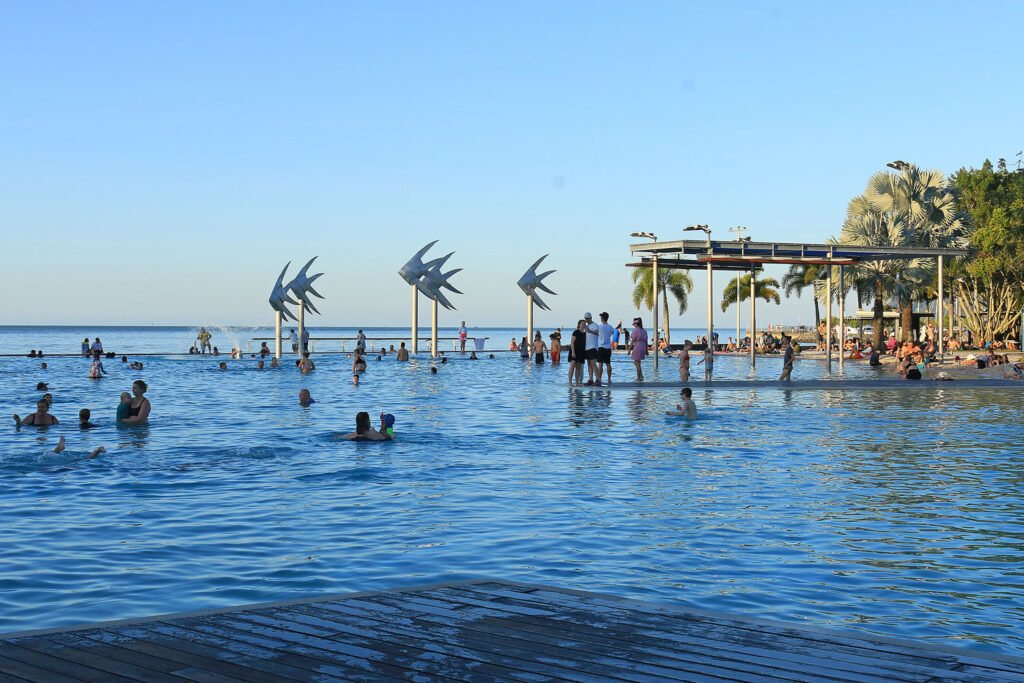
2, 327, 1022, 656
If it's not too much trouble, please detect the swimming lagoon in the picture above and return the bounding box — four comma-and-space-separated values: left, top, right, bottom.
2, 326, 1023, 656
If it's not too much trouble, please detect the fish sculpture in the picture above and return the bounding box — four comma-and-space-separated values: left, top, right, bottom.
269, 261, 299, 321
399, 242, 461, 309
517, 254, 557, 311
285, 256, 326, 315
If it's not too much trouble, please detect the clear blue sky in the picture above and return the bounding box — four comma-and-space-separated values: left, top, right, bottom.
2, 2, 1021, 328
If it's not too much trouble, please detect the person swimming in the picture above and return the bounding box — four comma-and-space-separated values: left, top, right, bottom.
299, 389, 316, 407
340, 411, 391, 441
14, 399, 59, 426
48, 435, 105, 459
665, 387, 698, 419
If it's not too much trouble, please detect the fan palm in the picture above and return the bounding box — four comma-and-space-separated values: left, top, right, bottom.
720, 274, 781, 311
843, 165, 968, 343
631, 266, 693, 345
782, 264, 823, 341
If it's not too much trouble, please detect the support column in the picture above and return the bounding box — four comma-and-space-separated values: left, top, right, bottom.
706, 262, 713, 355
274, 311, 282, 359
839, 265, 846, 371
431, 299, 439, 358
735, 276, 740, 352
826, 270, 833, 372
411, 284, 419, 354
652, 256, 659, 369
749, 269, 756, 369
937, 255, 944, 358
298, 300, 306, 355
527, 293, 534, 353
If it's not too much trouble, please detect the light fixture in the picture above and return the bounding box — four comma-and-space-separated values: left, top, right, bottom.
630, 231, 658, 241
887, 160, 910, 171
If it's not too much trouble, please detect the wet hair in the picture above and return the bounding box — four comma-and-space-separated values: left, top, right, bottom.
430, 367, 438, 374
79, 408, 91, 420
37, 399, 48, 408
133, 379, 148, 393
441, 357, 448, 363
681, 388, 692, 398
355, 411, 371, 435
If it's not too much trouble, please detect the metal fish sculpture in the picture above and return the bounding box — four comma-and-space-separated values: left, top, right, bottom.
269, 261, 299, 321
517, 254, 557, 311
286, 256, 326, 315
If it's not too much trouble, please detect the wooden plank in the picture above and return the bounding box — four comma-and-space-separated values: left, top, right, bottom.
352, 591, 905, 683
0, 650, 84, 683
40, 631, 198, 682
430, 585, 954, 680
303, 600, 801, 683
143, 620, 368, 683
229, 609, 603, 683
1, 637, 140, 682
371, 590, 903, 683
79, 626, 288, 683
183, 615, 414, 682
6, 633, 185, 683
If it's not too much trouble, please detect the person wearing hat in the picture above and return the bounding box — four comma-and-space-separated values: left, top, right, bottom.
583, 312, 599, 385
36, 381, 49, 391
379, 412, 396, 437
14, 399, 59, 426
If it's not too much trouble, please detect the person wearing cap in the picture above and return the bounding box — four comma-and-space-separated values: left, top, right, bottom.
36, 381, 49, 391
583, 312, 599, 385
14, 399, 59, 426
379, 412, 396, 437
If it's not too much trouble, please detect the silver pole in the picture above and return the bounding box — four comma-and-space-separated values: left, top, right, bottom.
937, 255, 944, 358
706, 261, 713, 356
298, 300, 305, 356
411, 284, 419, 354
750, 269, 756, 369
431, 299, 439, 358
826, 269, 833, 372
527, 293, 534, 354
274, 311, 282, 359
652, 256, 660, 369
736, 276, 740, 353
839, 265, 845, 371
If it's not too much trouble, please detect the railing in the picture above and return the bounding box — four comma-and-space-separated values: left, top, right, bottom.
247, 336, 489, 353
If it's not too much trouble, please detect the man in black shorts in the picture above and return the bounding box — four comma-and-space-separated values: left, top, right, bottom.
595, 311, 614, 385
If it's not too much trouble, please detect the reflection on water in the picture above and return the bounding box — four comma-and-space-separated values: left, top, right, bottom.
1, 350, 1023, 656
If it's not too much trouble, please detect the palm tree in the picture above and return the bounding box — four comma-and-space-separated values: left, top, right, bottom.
782, 264, 822, 342
843, 164, 968, 342
720, 274, 781, 311
631, 266, 693, 345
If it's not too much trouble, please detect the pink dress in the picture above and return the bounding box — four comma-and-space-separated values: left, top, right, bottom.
630, 327, 648, 361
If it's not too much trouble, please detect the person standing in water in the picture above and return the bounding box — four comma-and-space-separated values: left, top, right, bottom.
697, 344, 714, 380
549, 332, 561, 365
779, 336, 795, 381
14, 399, 59, 426
628, 317, 648, 382
459, 321, 468, 353
568, 319, 586, 386
679, 340, 692, 382
89, 351, 107, 379
198, 327, 212, 354
532, 331, 547, 364
120, 380, 151, 424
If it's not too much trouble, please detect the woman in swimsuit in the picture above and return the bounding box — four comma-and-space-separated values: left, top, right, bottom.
340, 411, 391, 441
352, 349, 367, 373
14, 399, 59, 426
679, 340, 692, 382
120, 380, 151, 424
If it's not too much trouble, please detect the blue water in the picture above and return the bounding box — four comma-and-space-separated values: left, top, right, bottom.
2, 327, 1023, 656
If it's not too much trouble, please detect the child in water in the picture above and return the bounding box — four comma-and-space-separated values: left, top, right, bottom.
79, 409, 97, 429
116, 392, 132, 422
89, 352, 107, 379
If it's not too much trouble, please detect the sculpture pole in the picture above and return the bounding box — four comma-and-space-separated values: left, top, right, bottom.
411, 284, 419, 354
431, 299, 439, 358
275, 311, 282, 359
527, 293, 534, 352
298, 301, 305, 354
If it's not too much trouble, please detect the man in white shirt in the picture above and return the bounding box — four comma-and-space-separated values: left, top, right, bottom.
356, 330, 366, 352
289, 329, 298, 353
595, 311, 614, 385
90, 338, 103, 354
583, 312, 599, 385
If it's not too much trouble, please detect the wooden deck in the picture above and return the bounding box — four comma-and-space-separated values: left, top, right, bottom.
2, 579, 1023, 682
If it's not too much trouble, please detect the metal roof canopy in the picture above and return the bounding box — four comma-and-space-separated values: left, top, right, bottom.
626, 257, 751, 272
629, 239, 969, 263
